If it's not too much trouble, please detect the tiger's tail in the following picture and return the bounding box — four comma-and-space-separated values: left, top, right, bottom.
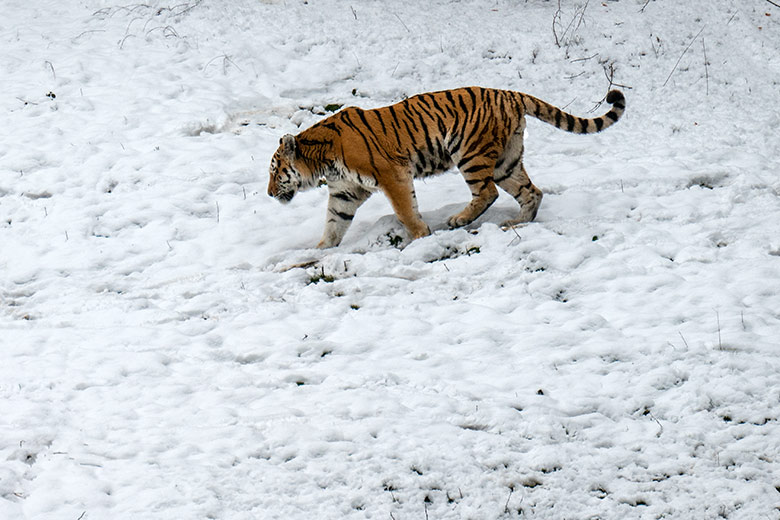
519, 90, 625, 134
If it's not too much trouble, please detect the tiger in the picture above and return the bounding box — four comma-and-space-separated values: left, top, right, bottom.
267, 86, 625, 248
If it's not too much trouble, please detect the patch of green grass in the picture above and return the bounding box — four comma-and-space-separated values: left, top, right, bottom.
308, 267, 335, 284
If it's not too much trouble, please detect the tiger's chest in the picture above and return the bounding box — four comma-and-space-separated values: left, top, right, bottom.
324, 162, 379, 190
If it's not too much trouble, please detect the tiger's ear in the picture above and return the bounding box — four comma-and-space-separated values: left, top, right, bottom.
281, 134, 296, 159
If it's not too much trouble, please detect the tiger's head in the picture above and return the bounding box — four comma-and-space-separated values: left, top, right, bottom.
267, 134, 302, 203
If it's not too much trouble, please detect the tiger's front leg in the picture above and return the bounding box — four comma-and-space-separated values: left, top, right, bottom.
316, 185, 372, 248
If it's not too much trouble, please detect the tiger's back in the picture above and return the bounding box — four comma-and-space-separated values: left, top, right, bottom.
267, 86, 625, 248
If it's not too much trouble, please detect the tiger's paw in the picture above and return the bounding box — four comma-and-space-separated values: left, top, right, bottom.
411, 224, 432, 239
447, 214, 471, 229
500, 219, 530, 230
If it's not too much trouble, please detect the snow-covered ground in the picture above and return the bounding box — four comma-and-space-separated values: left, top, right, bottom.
1, 0, 779, 518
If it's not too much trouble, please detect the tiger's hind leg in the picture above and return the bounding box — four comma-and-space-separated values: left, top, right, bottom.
448, 156, 499, 228
495, 164, 543, 227
494, 132, 543, 227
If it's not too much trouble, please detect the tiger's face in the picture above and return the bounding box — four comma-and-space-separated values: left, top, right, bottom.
267, 134, 301, 203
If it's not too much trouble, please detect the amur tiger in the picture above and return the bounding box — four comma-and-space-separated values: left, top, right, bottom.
267, 86, 625, 248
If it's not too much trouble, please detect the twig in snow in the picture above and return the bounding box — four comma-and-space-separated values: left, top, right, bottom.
602, 62, 632, 91
392, 12, 410, 33
45, 61, 56, 79
639, 0, 652, 13
204, 54, 242, 75
767, 0, 780, 8
716, 310, 722, 349
350, 5, 357, 19
119, 34, 136, 49
662, 26, 705, 87
588, 63, 631, 113
571, 53, 598, 63
72, 29, 106, 42
504, 485, 514, 513
552, 0, 563, 47
678, 331, 690, 349
215, 201, 220, 223
553, 0, 589, 49
77, 512, 86, 520
701, 37, 709, 96
647, 409, 664, 437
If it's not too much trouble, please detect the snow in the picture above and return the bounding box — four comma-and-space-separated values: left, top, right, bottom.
1, 0, 779, 518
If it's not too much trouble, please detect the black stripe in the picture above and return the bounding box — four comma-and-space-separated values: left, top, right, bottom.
510, 95, 524, 117
387, 105, 403, 148
554, 109, 563, 128
448, 133, 463, 156
443, 91, 458, 116
402, 105, 420, 133
465, 177, 493, 191
322, 122, 341, 134
429, 94, 449, 119
417, 94, 434, 112
416, 151, 429, 171
436, 118, 447, 138
388, 105, 401, 127
341, 111, 379, 172
465, 87, 478, 108
332, 191, 356, 202
401, 117, 416, 146
494, 170, 512, 183
298, 138, 332, 147
462, 136, 495, 161
355, 108, 372, 130
457, 92, 469, 114
415, 101, 436, 122
374, 111, 388, 135
595, 118, 604, 131
463, 163, 492, 174
330, 209, 354, 221
461, 138, 483, 160
354, 109, 396, 161
566, 113, 576, 132
605, 111, 619, 122
502, 155, 523, 176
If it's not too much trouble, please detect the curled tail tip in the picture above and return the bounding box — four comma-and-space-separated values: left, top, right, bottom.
606, 89, 625, 107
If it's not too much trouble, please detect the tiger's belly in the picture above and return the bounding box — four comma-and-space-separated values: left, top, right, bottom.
410, 152, 454, 179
